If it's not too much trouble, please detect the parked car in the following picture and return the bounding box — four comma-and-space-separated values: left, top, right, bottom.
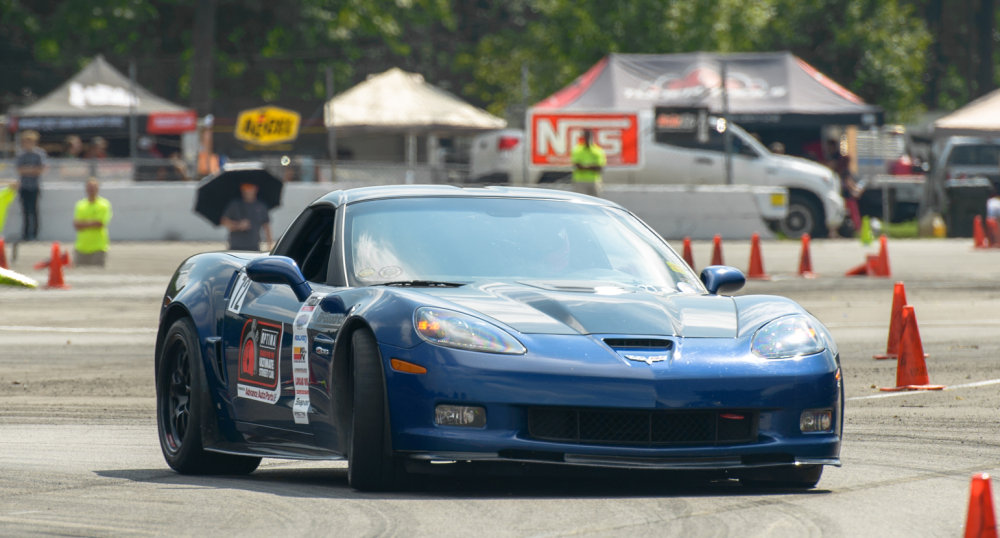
925, 136, 1000, 236
156, 185, 843, 491
468, 129, 524, 183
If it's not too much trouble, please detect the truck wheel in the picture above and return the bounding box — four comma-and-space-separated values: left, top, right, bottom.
779, 193, 825, 238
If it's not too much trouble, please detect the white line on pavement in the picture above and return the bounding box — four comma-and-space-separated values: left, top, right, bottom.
848, 378, 1000, 400
0, 325, 156, 334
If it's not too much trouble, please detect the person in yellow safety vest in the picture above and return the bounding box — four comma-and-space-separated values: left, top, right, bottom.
0, 182, 16, 237
571, 129, 606, 197
73, 178, 113, 267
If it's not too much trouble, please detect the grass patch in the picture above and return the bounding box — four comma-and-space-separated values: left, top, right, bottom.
883, 219, 919, 238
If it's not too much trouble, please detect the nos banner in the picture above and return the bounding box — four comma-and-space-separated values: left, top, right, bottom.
530, 112, 639, 167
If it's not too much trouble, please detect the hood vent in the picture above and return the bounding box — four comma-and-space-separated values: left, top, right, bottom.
604, 338, 673, 351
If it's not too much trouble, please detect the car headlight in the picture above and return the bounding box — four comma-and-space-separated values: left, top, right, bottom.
414, 307, 526, 355
751, 315, 826, 359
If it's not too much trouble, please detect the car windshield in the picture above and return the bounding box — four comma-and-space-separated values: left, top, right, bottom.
343, 196, 704, 292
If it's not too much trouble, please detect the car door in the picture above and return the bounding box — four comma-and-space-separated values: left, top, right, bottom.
729, 131, 767, 184
652, 129, 724, 185
224, 204, 339, 445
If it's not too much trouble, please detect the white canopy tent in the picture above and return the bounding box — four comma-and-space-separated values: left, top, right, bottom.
324, 67, 505, 182
933, 88, 1000, 139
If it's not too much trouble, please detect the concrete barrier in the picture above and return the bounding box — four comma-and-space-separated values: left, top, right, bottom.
1, 181, 785, 243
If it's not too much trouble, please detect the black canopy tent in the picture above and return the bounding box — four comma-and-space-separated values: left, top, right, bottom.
534, 51, 883, 129
8, 55, 195, 155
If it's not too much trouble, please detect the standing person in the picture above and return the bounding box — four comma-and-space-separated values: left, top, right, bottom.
15, 130, 46, 241
826, 138, 862, 235
571, 129, 606, 197
220, 182, 273, 251
73, 179, 113, 266
987, 184, 1000, 222
87, 136, 108, 159
64, 135, 85, 158
0, 181, 16, 237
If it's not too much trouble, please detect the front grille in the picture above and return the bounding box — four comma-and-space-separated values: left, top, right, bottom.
526, 407, 757, 447
604, 338, 673, 350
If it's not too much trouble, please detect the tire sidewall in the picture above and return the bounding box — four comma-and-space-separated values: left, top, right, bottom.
780, 194, 825, 238
347, 330, 396, 491
156, 318, 207, 472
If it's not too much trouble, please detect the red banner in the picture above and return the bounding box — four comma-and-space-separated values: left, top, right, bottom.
530, 112, 639, 166
146, 111, 197, 134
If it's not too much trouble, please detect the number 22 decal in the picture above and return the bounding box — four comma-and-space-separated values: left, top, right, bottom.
228, 271, 252, 314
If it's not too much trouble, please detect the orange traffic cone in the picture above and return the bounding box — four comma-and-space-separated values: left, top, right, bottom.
874, 282, 908, 360
747, 233, 770, 279
846, 235, 891, 277
711, 234, 724, 266
879, 305, 944, 391
0, 237, 7, 270
988, 218, 1000, 248
965, 473, 998, 538
682, 237, 695, 270
845, 255, 877, 276
798, 233, 816, 278
974, 215, 989, 249
875, 235, 891, 276
44, 242, 70, 289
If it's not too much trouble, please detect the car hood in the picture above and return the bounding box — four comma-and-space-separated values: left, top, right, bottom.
422, 281, 737, 338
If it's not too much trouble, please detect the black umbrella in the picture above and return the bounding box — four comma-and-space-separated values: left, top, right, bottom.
194, 165, 283, 226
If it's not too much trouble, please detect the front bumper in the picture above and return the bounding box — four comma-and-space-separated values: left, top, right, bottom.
380, 335, 843, 471
823, 189, 847, 229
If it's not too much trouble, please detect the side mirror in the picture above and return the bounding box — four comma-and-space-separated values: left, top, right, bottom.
700, 265, 745, 295
246, 256, 313, 302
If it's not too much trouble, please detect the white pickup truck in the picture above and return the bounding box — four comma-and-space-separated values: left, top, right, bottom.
472, 111, 845, 238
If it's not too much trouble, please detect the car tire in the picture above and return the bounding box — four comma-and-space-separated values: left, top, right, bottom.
739, 465, 823, 489
779, 193, 825, 239
347, 330, 404, 491
157, 317, 261, 475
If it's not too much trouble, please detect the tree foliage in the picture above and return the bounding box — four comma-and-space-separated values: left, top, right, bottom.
0, 0, 993, 124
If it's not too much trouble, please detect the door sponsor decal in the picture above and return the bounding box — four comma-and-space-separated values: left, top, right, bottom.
291, 292, 326, 424
236, 318, 282, 404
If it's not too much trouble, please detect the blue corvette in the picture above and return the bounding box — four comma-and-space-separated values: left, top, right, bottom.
155, 185, 842, 491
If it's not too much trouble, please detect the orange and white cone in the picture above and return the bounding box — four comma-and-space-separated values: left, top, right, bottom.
965, 473, 998, 538
798, 233, 816, 278
43, 242, 70, 289
974, 215, 989, 249
711, 234, 724, 266
879, 305, 944, 391
746, 233, 770, 280
682, 237, 695, 270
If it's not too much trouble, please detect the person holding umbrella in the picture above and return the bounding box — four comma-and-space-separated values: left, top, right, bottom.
220, 182, 273, 251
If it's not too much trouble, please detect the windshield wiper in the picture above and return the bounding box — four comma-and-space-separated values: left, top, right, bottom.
375, 280, 466, 288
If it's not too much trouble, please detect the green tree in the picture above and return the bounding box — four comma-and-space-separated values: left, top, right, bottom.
466, 0, 930, 123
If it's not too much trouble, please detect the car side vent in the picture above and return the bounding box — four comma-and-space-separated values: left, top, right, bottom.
604, 338, 673, 350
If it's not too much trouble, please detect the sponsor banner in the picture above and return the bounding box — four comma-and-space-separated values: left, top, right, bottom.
15, 115, 127, 133
291, 292, 325, 424
234, 106, 301, 146
147, 110, 197, 134
530, 112, 639, 167
236, 317, 282, 405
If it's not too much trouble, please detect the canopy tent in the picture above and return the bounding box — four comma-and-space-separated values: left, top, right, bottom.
9, 55, 195, 135
932, 89, 1000, 139
324, 67, 506, 182
324, 67, 506, 133
533, 52, 883, 128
